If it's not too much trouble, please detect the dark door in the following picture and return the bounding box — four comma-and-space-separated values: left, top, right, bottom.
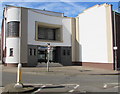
55, 47, 72, 66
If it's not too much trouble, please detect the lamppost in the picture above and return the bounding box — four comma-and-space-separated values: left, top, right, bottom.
113, 10, 118, 71
47, 43, 50, 72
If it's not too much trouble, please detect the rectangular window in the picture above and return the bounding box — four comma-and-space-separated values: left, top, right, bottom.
7, 21, 19, 37
63, 50, 66, 55
29, 48, 32, 56
10, 48, 13, 56
34, 49, 36, 56
47, 29, 55, 40
36, 22, 62, 41
38, 27, 46, 39
67, 50, 70, 55
38, 27, 57, 40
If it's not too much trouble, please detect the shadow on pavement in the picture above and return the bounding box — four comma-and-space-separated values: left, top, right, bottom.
90, 73, 120, 75
43, 85, 65, 89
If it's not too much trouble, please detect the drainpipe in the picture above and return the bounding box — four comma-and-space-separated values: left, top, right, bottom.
113, 11, 117, 71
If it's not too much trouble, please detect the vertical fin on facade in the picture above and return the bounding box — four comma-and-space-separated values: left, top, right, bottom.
71, 18, 76, 62
105, 4, 113, 63
75, 17, 80, 62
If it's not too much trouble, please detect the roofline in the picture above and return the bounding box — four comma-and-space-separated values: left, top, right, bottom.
5, 5, 64, 15
5, 5, 74, 19
31, 9, 74, 19
78, 3, 113, 16
113, 11, 120, 16
83, 4, 99, 12
84, 3, 112, 12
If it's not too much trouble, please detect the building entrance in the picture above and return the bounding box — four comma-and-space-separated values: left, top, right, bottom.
37, 46, 72, 65
37, 46, 55, 63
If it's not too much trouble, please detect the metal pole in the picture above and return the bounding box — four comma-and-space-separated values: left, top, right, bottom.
47, 43, 50, 72
113, 11, 117, 71
47, 51, 49, 72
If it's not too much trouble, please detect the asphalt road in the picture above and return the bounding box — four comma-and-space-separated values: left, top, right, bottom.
2, 66, 119, 93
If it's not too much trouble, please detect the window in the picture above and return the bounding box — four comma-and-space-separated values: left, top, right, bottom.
7, 21, 19, 37
38, 27, 57, 40
63, 50, 66, 55
38, 27, 46, 39
47, 29, 55, 40
36, 22, 62, 41
34, 49, 36, 56
9, 48, 13, 56
29, 48, 32, 56
67, 50, 70, 55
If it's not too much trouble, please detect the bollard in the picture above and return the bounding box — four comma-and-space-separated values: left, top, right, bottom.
14, 63, 23, 88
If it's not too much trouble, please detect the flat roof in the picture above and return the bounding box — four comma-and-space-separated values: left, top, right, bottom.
5, 5, 64, 15
5, 5, 74, 19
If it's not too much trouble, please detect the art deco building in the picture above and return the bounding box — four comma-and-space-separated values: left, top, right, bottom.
1, 4, 120, 70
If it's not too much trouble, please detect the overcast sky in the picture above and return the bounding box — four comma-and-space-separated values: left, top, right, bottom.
0, 0, 119, 32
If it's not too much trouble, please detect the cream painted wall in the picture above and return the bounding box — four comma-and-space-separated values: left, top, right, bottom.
78, 5, 110, 63
6, 38, 20, 63
27, 10, 72, 46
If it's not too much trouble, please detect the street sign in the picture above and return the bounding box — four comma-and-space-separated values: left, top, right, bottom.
38, 46, 48, 50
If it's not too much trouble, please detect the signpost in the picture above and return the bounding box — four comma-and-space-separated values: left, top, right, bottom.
47, 43, 50, 72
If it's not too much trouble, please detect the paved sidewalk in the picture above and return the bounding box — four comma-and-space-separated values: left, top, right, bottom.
2, 65, 119, 75
2, 65, 119, 77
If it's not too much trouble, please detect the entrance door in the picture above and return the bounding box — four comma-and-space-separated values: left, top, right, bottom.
61, 47, 71, 65
38, 50, 47, 63
55, 47, 72, 65
37, 46, 55, 63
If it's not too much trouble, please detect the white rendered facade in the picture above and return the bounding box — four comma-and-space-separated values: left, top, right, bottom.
73, 4, 117, 70
27, 9, 72, 46
1, 4, 120, 70
5, 7, 20, 64
77, 4, 113, 63
2, 5, 73, 66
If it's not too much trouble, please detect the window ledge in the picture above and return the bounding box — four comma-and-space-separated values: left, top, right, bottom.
35, 39, 63, 43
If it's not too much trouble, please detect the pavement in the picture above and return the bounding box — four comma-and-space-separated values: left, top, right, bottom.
2, 65, 119, 75
1, 65, 120, 93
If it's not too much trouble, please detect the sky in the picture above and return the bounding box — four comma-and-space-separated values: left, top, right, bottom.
0, 0, 120, 33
